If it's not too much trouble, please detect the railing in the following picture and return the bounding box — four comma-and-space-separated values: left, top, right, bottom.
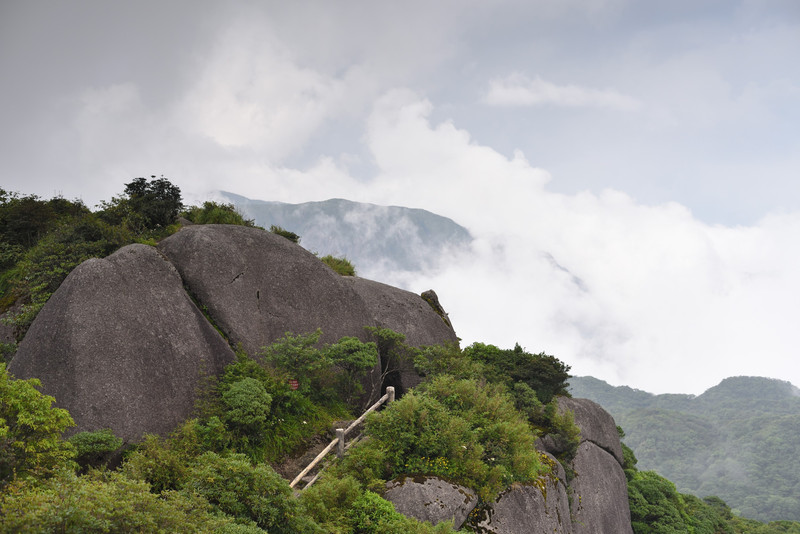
289, 386, 395, 490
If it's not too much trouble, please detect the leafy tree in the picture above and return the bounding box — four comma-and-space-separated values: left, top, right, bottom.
124, 176, 183, 229
0, 363, 76, 487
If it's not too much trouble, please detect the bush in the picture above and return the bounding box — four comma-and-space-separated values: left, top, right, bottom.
183, 201, 257, 227
300, 474, 457, 534
463, 342, 570, 404
320, 255, 356, 276
185, 451, 308, 533
221, 377, 272, 435
68, 428, 123, 471
269, 225, 300, 244
0, 363, 76, 487
299, 474, 363, 534
336, 375, 544, 501
0, 468, 232, 533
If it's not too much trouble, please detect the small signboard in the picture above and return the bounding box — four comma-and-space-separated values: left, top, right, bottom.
288, 379, 299, 390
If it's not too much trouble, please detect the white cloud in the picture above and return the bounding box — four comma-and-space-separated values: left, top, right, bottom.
359, 92, 800, 395
485, 73, 642, 111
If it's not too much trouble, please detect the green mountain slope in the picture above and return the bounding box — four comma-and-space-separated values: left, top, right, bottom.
570, 376, 800, 522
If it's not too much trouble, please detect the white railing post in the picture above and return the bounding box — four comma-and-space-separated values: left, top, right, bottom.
290, 385, 398, 490
336, 428, 345, 457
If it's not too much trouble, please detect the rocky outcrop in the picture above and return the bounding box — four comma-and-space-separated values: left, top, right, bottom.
477, 477, 573, 534
568, 441, 632, 534
9, 225, 459, 440
157, 226, 458, 354
392, 399, 633, 533
8, 244, 236, 442
384, 475, 477, 529
557, 397, 623, 464
554, 397, 632, 533
157, 225, 375, 354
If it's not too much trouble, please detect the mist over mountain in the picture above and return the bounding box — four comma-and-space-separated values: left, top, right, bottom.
570, 375, 800, 522
219, 192, 472, 276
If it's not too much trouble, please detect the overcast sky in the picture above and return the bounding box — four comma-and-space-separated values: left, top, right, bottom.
2, 0, 799, 394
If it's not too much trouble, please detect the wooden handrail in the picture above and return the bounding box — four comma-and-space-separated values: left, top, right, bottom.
289, 386, 395, 489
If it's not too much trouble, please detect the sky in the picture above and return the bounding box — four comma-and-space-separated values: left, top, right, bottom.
2, 0, 799, 394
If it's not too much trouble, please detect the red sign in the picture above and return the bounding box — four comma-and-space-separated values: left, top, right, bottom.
288, 379, 299, 390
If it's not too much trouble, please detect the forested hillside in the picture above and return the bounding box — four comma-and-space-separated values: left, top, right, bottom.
570, 376, 800, 522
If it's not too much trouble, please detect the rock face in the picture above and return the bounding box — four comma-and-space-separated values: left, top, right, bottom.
395, 399, 633, 533
157, 226, 458, 356
158, 225, 375, 354
8, 244, 236, 442
384, 475, 477, 529
477, 476, 573, 534
553, 398, 632, 533
569, 442, 632, 534
9, 225, 459, 440
557, 397, 624, 464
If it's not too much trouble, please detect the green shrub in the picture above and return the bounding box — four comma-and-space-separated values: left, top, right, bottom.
269, 225, 300, 243
299, 474, 363, 534
68, 428, 123, 471
0, 363, 76, 487
185, 451, 308, 533
300, 474, 458, 534
0, 468, 232, 533
260, 330, 377, 406
336, 375, 544, 501
320, 255, 356, 276
463, 342, 571, 404
183, 201, 257, 227
221, 377, 272, 434
122, 420, 204, 493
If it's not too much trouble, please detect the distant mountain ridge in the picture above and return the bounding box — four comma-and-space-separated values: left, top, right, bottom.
219, 192, 473, 275
569, 375, 800, 522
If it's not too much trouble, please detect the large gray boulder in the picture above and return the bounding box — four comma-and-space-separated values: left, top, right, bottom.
477, 472, 573, 534
557, 397, 623, 464
158, 225, 375, 354
384, 475, 477, 529
8, 244, 236, 442
568, 441, 633, 534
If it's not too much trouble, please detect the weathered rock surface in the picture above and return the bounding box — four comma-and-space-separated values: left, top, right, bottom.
557, 397, 624, 464
158, 225, 375, 354
158, 226, 458, 353
568, 441, 633, 534
384, 475, 477, 529
478, 474, 574, 534
8, 244, 236, 442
